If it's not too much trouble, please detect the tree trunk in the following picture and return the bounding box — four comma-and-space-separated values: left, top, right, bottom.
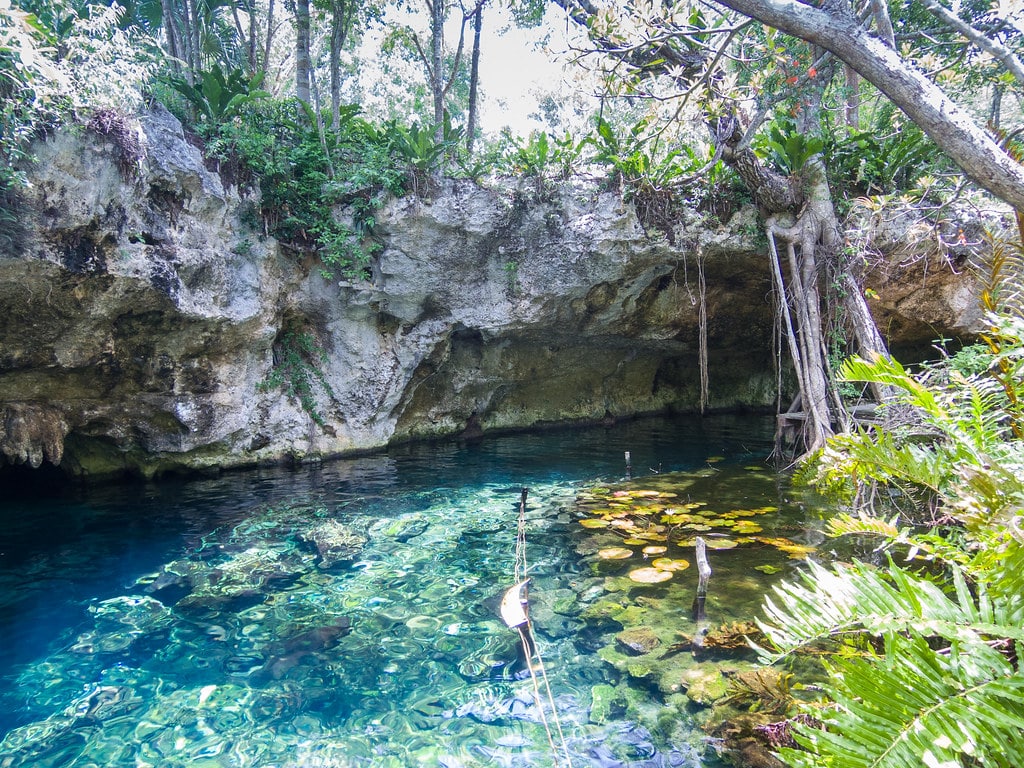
466, 2, 484, 156
264, 0, 276, 76
163, 0, 185, 76
248, 0, 258, 74
844, 64, 859, 128
330, 0, 346, 130
295, 0, 312, 104
430, 0, 445, 144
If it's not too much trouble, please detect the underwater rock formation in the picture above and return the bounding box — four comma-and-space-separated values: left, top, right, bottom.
0, 107, 989, 477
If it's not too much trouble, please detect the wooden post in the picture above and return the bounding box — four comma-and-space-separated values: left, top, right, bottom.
624, 451, 632, 479
692, 536, 712, 630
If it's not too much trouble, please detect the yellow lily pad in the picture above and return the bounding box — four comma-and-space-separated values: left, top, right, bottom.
756, 537, 817, 558
642, 545, 667, 555
704, 538, 739, 550
733, 521, 764, 534
579, 519, 610, 529
651, 557, 690, 571
597, 547, 634, 560
637, 532, 668, 542
628, 567, 674, 583
622, 538, 647, 546
706, 456, 725, 463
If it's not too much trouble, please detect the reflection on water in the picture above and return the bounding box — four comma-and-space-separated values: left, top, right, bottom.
0, 414, 825, 767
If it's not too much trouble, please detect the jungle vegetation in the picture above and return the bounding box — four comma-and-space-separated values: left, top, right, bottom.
3, 0, 1024, 765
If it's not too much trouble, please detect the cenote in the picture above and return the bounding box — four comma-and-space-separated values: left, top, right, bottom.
0, 414, 834, 767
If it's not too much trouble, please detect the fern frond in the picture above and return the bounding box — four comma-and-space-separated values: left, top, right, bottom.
838, 356, 943, 417
756, 559, 1024, 663
826, 512, 901, 538
780, 632, 1024, 768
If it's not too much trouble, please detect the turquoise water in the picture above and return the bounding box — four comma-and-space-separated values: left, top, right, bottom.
0, 415, 818, 767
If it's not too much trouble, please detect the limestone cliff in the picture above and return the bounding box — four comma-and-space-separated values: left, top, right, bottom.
0, 108, 987, 478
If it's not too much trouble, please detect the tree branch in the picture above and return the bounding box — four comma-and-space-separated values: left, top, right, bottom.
715, 0, 1024, 210
918, 0, 1024, 88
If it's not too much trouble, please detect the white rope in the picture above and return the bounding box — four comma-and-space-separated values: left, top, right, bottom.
505, 488, 573, 767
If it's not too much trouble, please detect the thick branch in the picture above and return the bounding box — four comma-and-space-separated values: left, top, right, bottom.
716, 0, 1024, 210
918, 0, 1024, 87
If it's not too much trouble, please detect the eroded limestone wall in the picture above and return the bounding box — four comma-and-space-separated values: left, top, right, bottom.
0, 108, 985, 478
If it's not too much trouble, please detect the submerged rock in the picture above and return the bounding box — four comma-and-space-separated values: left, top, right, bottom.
616, 627, 662, 656
299, 519, 367, 568
250, 616, 352, 684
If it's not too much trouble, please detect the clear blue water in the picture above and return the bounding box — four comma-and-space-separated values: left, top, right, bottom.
0, 414, 812, 767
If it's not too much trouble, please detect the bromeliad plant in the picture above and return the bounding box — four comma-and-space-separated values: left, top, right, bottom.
756, 295, 1024, 767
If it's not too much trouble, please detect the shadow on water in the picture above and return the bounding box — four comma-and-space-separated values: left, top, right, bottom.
0, 413, 826, 767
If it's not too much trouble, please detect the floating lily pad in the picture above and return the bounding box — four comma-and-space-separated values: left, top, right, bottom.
622, 538, 647, 546
743, 465, 766, 471
732, 521, 764, 534
754, 564, 782, 574
628, 567, 674, 583
636, 532, 668, 542
706, 456, 725, 463
651, 558, 689, 572
642, 545, 667, 555
704, 538, 739, 550
580, 519, 610, 529
756, 537, 816, 558
597, 547, 635, 560
687, 524, 712, 532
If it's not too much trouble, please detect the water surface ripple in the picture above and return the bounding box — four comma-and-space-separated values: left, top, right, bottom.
0, 415, 799, 767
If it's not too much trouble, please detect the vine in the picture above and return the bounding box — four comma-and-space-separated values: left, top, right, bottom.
258, 328, 338, 428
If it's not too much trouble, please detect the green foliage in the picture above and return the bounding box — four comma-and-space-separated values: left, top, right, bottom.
761, 303, 1024, 768
1, 0, 66, 189
501, 129, 586, 181
753, 117, 823, 176
824, 106, 944, 198
258, 328, 337, 427
165, 65, 270, 124
387, 116, 460, 174
590, 116, 698, 191
203, 98, 407, 279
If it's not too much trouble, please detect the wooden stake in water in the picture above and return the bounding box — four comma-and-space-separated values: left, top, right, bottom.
624, 451, 632, 479
692, 536, 712, 627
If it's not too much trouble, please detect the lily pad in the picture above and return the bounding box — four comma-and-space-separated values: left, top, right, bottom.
628, 567, 674, 584
754, 564, 782, 574
642, 545, 667, 556
622, 538, 647, 546
651, 558, 689, 572
597, 547, 635, 560
704, 538, 739, 550
732, 521, 764, 534
580, 519, 610, 529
